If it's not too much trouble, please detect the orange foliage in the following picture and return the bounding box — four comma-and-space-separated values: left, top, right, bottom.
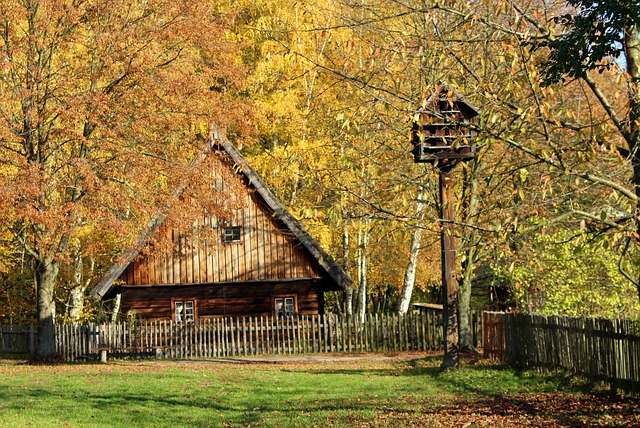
0, 0, 254, 326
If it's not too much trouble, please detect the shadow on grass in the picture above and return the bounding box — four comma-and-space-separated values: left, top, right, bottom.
0, 384, 394, 427
0, 352, 31, 362
282, 356, 640, 428
2, 356, 638, 428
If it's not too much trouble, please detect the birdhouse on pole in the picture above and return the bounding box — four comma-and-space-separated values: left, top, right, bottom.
409, 85, 481, 370
410, 85, 479, 166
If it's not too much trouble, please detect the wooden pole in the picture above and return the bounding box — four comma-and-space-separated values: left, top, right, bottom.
439, 167, 459, 370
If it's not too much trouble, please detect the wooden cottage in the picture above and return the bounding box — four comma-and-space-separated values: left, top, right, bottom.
90, 135, 352, 321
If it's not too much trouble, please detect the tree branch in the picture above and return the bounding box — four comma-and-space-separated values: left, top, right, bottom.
582, 72, 631, 143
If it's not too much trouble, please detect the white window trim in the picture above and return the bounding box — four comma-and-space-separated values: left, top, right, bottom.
172, 299, 197, 322
273, 295, 297, 318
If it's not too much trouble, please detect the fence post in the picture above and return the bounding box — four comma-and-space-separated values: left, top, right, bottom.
86, 322, 93, 355
28, 325, 36, 355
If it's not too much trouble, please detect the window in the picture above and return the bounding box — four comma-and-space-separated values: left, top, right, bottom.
174, 300, 196, 322
223, 226, 241, 243
274, 296, 296, 318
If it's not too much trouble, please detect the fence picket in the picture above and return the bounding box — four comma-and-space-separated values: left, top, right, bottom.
323, 314, 330, 353
10, 310, 454, 362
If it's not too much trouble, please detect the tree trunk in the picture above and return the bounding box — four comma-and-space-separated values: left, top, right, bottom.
111, 293, 122, 323
36, 257, 59, 358
397, 190, 426, 315
343, 222, 353, 317
624, 23, 640, 296
459, 160, 480, 352
459, 245, 476, 351
68, 253, 94, 322
68, 285, 86, 322
356, 219, 370, 323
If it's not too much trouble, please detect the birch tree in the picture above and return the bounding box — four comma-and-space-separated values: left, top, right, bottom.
397, 189, 427, 315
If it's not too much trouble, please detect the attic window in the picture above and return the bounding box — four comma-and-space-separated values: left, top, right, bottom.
223, 226, 241, 243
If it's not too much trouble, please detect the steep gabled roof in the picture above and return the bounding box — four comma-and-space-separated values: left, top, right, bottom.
90, 134, 352, 299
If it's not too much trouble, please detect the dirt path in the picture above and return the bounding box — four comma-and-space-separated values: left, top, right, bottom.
177, 351, 433, 364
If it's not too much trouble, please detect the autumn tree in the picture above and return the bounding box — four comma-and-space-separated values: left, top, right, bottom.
232, 0, 640, 332
493, 224, 640, 318
235, 0, 442, 319
238, 0, 526, 333
0, 0, 250, 357
533, 0, 640, 289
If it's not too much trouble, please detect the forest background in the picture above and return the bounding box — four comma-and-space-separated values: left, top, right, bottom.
1, 0, 639, 356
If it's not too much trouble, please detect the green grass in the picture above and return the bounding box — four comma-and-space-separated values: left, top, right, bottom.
0, 353, 637, 427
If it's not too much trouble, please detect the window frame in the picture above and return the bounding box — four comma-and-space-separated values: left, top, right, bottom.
172, 298, 198, 322
222, 226, 242, 244
272, 295, 297, 318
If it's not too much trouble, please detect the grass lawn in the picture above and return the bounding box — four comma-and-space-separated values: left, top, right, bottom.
0, 352, 638, 427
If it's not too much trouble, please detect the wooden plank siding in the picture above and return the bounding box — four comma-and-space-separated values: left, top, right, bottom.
120, 184, 320, 288
113, 160, 330, 321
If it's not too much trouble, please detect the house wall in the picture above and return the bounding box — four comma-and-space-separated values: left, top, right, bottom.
118, 279, 327, 320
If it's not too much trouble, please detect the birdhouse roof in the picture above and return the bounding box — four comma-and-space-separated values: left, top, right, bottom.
423, 85, 480, 118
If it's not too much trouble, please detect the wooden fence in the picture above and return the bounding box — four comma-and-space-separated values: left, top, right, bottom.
50, 312, 443, 361
483, 312, 640, 395
0, 325, 36, 354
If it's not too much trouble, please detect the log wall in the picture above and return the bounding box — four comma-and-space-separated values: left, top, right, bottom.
119, 279, 326, 320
